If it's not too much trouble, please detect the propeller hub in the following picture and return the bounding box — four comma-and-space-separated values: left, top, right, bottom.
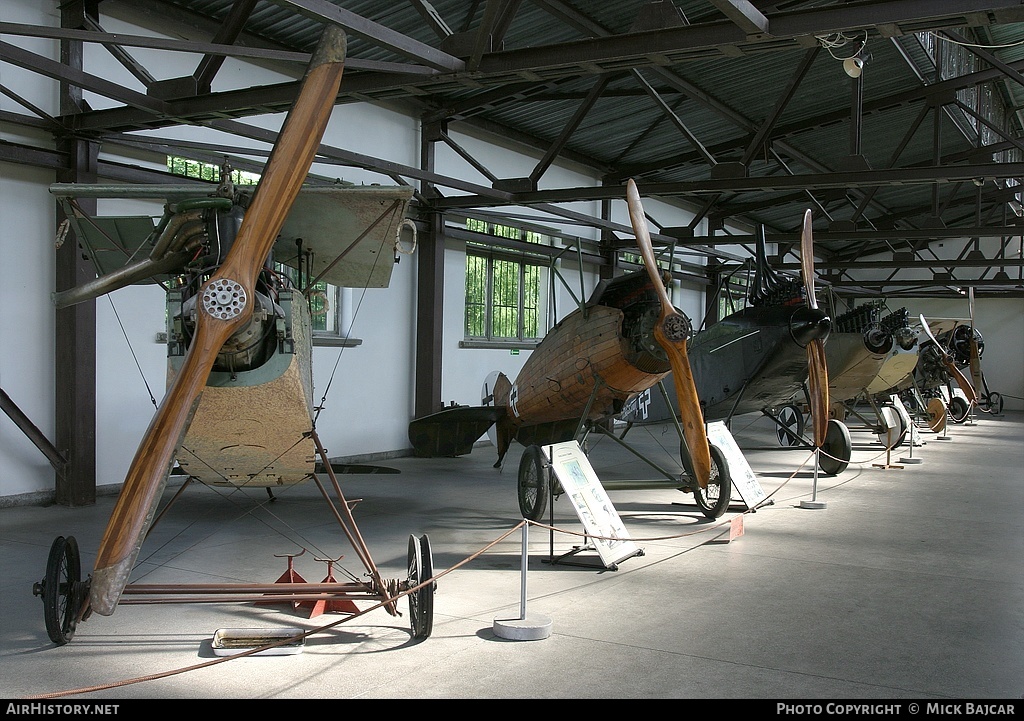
660, 313, 693, 343
789, 306, 831, 347
202, 278, 248, 320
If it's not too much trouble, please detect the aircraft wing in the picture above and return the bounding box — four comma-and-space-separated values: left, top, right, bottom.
49, 183, 414, 291
67, 215, 163, 282
919, 317, 969, 339
273, 185, 415, 289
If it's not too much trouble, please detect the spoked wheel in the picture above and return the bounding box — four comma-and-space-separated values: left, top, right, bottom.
775, 405, 805, 447
34, 535, 84, 645
691, 444, 732, 519
818, 419, 852, 476
517, 445, 550, 521
949, 395, 970, 424
406, 533, 435, 641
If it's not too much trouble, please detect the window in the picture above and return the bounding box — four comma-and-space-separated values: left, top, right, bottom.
718, 271, 749, 320
464, 218, 546, 345
274, 266, 336, 333
167, 156, 260, 185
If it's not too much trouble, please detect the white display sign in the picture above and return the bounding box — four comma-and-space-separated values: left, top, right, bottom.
543, 441, 642, 568
706, 421, 767, 509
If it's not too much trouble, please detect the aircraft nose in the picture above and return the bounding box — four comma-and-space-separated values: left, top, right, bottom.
789, 305, 831, 347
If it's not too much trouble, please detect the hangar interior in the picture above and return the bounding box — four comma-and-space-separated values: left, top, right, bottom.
1, 0, 1023, 700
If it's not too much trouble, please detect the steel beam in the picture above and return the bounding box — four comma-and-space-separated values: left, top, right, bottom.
271, 0, 465, 71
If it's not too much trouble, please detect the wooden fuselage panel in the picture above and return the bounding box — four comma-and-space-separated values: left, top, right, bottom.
171, 295, 315, 487
508, 304, 666, 427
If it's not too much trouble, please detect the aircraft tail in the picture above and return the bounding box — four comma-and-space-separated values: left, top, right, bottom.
490, 372, 516, 468
408, 405, 504, 457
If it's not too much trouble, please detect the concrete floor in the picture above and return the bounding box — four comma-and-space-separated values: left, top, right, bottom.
2, 409, 1022, 700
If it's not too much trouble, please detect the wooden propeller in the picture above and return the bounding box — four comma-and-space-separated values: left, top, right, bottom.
89, 27, 348, 617
919, 314, 978, 404
967, 288, 983, 402
625, 179, 711, 489
799, 211, 830, 449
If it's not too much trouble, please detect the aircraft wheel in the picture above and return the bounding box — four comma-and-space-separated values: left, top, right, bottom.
982, 392, 1004, 415
892, 402, 912, 447
876, 405, 901, 449
818, 420, 852, 476
775, 405, 804, 447
517, 445, 550, 521
406, 534, 434, 641
926, 398, 947, 433
34, 536, 82, 645
949, 395, 970, 423
692, 444, 732, 519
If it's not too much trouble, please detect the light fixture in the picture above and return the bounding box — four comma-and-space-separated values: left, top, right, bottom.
843, 56, 864, 78
817, 30, 870, 78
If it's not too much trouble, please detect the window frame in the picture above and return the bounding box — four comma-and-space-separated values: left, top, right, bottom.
461, 219, 550, 350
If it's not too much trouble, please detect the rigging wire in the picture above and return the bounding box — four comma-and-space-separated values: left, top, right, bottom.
313, 213, 403, 423
106, 294, 158, 409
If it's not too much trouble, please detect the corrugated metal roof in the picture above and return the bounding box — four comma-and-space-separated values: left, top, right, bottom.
11, 0, 1024, 294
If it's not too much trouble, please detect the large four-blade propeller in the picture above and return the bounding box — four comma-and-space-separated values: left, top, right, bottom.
89, 26, 349, 616
626, 179, 711, 490
799, 210, 831, 449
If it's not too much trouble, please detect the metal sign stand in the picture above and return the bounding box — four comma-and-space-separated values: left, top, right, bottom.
800, 448, 827, 509
493, 523, 552, 641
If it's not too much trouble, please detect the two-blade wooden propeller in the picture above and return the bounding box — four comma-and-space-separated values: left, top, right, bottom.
89, 26, 348, 617
967, 288, 983, 404
625, 179, 711, 490
799, 210, 831, 449
919, 314, 978, 404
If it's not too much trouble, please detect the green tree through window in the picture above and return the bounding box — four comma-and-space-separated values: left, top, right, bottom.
167, 156, 260, 185
464, 219, 544, 342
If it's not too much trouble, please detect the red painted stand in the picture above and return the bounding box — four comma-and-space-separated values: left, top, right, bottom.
258, 549, 312, 611
307, 556, 359, 618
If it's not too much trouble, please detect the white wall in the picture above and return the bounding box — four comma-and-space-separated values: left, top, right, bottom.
910, 297, 1024, 412
0, 164, 58, 498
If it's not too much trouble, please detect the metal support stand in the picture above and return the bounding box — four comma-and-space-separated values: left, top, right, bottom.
899, 424, 923, 465
873, 427, 904, 470
800, 448, 827, 509
493, 523, 552, 640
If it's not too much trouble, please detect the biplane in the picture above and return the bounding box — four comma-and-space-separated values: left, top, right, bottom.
778, 303, 919, 450
904, 314, 988, 426
619, 222, 846, 474
409, 179, 717, 521
960, 287, 1001, 414
32, 27, 436, 648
